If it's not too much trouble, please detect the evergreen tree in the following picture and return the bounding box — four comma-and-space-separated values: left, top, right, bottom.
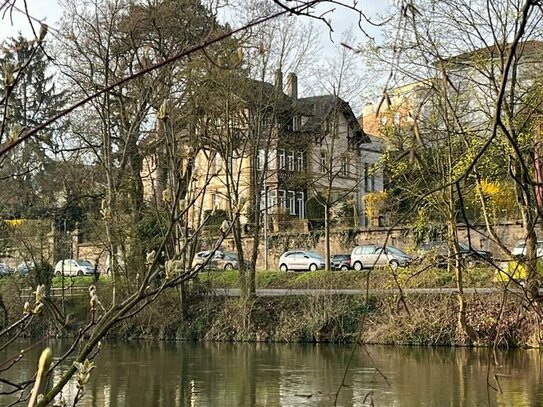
0, 35, 67, 218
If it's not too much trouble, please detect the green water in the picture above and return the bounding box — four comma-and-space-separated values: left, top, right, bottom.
1, 340, 542, 406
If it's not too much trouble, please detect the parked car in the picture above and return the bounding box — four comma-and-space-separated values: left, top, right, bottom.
0, 263, 14, 277
278, 250, 325, 272
330, 254, 351, 271
16, 261, 35, 275
350, 245, 411, 270
54, 259, 97, 276
511, 240, 543, 257
192, 250, 247, 271
495, 240, 543, 283
417, 241, 492, 267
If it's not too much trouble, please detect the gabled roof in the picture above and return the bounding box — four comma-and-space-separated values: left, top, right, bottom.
294, 95, 370, 145
241, 79, 291, 108
442, 40, 543, 66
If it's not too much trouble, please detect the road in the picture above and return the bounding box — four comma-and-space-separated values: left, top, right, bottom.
212, 287, 526, 296
22, 286, 537, 299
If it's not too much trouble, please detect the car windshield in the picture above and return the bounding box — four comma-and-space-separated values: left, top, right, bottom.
306, 251, 323, 259
387, 246, 409, 257
224, 253, 238, 260
458, 242, 473, 251
76, 260, 93, 267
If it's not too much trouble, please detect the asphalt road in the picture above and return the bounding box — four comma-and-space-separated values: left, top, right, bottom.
26, 286, 536, 299
213, 287, 526, 296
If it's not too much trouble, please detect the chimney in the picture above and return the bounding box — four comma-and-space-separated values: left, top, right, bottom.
274, 69, 283, 91
287, 72, 298, 100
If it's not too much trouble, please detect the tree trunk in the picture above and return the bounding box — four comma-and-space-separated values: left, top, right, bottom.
448, 188, 478, 343
324, 203, 331, 271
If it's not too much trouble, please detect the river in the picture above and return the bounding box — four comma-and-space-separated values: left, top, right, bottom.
1, 340, 542, 406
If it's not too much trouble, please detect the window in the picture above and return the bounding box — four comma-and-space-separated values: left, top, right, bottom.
268, 189, 277, 209
261, 189, 277, 211
260, 190, 266, 209
287, 191, 296, 215
320, 152, 327, 174
214, 153, 222, 173
371, 165, 376, 191
292, 116, 299, 131
278, 149, 285, 170
287, 151, 294, 171
341, 156, 349, 176
257, 149, 265, 170
212, 192, 220, 209
297, 192, 305, 218
278, 190, 286, 208
297, 152, 304, 172
364, 163, 370, 191
361, 245, 376, 254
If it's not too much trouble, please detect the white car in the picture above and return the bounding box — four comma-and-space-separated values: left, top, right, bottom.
54, 259, 97, 276
278, 250, 325, 272
511, 240, 543, 257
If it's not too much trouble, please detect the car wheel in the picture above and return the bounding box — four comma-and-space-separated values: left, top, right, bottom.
55, 270, 62, 276
224, 263, 234, 271
77, 270, 83, 276
309, 263, 317, 272
340, 265, 349, 271
280, 264, 288, 272
353, 261, 363, 271
389, 259, 399, 269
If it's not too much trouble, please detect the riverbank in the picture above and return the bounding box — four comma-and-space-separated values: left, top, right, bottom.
0, 270, 539, 348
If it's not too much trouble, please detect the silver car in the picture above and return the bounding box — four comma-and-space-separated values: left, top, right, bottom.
192, 250, 248, 271
278, 250, 325, 272
351, 245, 411, 270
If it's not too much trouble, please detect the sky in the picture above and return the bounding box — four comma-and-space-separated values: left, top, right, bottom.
0, 0, 389, 41
0, 0, 391, 112
0, 0, 62, 40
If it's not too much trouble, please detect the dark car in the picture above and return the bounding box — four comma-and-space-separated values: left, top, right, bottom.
330, 254, 352, 271
417, 241, 492, 267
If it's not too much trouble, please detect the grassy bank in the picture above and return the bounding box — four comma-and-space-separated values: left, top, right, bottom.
198, 266, 495, 289
0, 267, 538, 347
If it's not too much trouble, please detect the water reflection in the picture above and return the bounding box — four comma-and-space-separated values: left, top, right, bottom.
1, 340, 542, 406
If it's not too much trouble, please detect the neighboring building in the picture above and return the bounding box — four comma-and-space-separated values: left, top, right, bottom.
360, 41, 543, 226
143, 70, 384, 229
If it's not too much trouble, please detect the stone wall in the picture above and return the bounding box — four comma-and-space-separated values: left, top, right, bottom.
19, 221, 527, 272
221, 221, 532, 270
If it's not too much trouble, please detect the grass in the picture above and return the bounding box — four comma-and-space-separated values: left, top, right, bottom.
6, 264, 496, 291
51, 275, 104, 287
197, 265, 497, 290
